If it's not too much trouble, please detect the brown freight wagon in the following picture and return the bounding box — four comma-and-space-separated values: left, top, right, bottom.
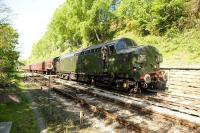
22, 65, 31, 72
28, 57, 59, 74
30, 62, 45, 73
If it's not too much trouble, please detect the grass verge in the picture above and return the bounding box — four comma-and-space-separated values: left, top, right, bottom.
0, 83, 38, 133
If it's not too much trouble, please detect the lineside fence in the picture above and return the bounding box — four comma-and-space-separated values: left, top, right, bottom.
161, 66, 200, 91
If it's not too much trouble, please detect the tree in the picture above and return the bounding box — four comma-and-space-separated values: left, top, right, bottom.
0, 1, 19, 86
29, 0, 116, 63
29, 0, 192, 62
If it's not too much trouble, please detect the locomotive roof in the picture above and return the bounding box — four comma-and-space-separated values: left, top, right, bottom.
60, 38, 137, 58
60, 50, 81, 59
83, 38, 134, 51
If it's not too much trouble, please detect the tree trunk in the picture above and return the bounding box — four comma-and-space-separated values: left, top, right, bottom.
94, 29, 101, 41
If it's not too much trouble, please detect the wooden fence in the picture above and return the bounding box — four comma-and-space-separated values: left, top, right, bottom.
161, 66, 200, 91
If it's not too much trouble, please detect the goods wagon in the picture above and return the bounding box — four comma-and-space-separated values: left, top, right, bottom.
30, 62, 44, 73
44, 57, 59, 74
22, 65, 31, 72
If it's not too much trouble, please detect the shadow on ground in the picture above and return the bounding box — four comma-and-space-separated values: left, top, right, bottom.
27, 87, 94, 133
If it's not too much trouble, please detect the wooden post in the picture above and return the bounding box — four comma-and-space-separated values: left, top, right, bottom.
49, 75, 50, 90
80, 111, 84, 124
48, 73, 52, 115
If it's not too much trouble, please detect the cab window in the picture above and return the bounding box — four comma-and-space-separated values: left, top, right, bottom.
115, 40, 126, 51
125, 38, 136, 47
115, 39, 136, 52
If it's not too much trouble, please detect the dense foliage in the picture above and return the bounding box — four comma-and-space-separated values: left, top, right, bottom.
29, 0, 200, 64
0, 1, 19, 86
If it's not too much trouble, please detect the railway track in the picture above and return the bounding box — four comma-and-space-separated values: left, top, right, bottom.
25, 74, 200, 132
40, 80, 197, 132
53, 80, 200, 127
53, 87, 150, 132
54, 88, 198, 132
134, 92, 200, 116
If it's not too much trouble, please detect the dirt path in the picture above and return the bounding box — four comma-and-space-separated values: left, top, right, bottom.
26, 90, 47, 133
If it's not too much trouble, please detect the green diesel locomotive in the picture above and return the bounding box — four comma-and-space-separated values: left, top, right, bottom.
56, 38, 167, 92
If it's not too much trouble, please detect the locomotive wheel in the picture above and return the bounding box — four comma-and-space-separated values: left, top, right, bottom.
130, 83, 141, 94
91, 77, 95, 86
66, 74, 70, 80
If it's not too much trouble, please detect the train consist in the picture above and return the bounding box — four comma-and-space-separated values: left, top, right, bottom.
24, 38, 167, 93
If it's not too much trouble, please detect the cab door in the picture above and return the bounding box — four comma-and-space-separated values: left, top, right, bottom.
101, 46, 109, 73
107, 44, 116, 76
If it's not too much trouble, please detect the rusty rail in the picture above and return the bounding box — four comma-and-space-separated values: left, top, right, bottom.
53, 87, 149, 133
52, 79, 200, 130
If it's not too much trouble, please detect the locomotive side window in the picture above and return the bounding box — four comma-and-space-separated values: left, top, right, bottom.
85, 51, 89, 54
95, 48, 101, 52
81, 52, 85, 55
86, 50, 90, 54
109, 45, 115, 54
91, 49, 95, 53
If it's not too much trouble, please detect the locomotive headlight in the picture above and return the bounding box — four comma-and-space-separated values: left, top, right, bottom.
138, 55, 147, 63
144, 74, 151, 83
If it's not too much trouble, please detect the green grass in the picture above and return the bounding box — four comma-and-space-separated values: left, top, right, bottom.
0, 85, 39, 133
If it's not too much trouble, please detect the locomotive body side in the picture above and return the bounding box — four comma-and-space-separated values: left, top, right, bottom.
77, 46, 105, 75
56, 38, 167, 91
56, 52, 78, 79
